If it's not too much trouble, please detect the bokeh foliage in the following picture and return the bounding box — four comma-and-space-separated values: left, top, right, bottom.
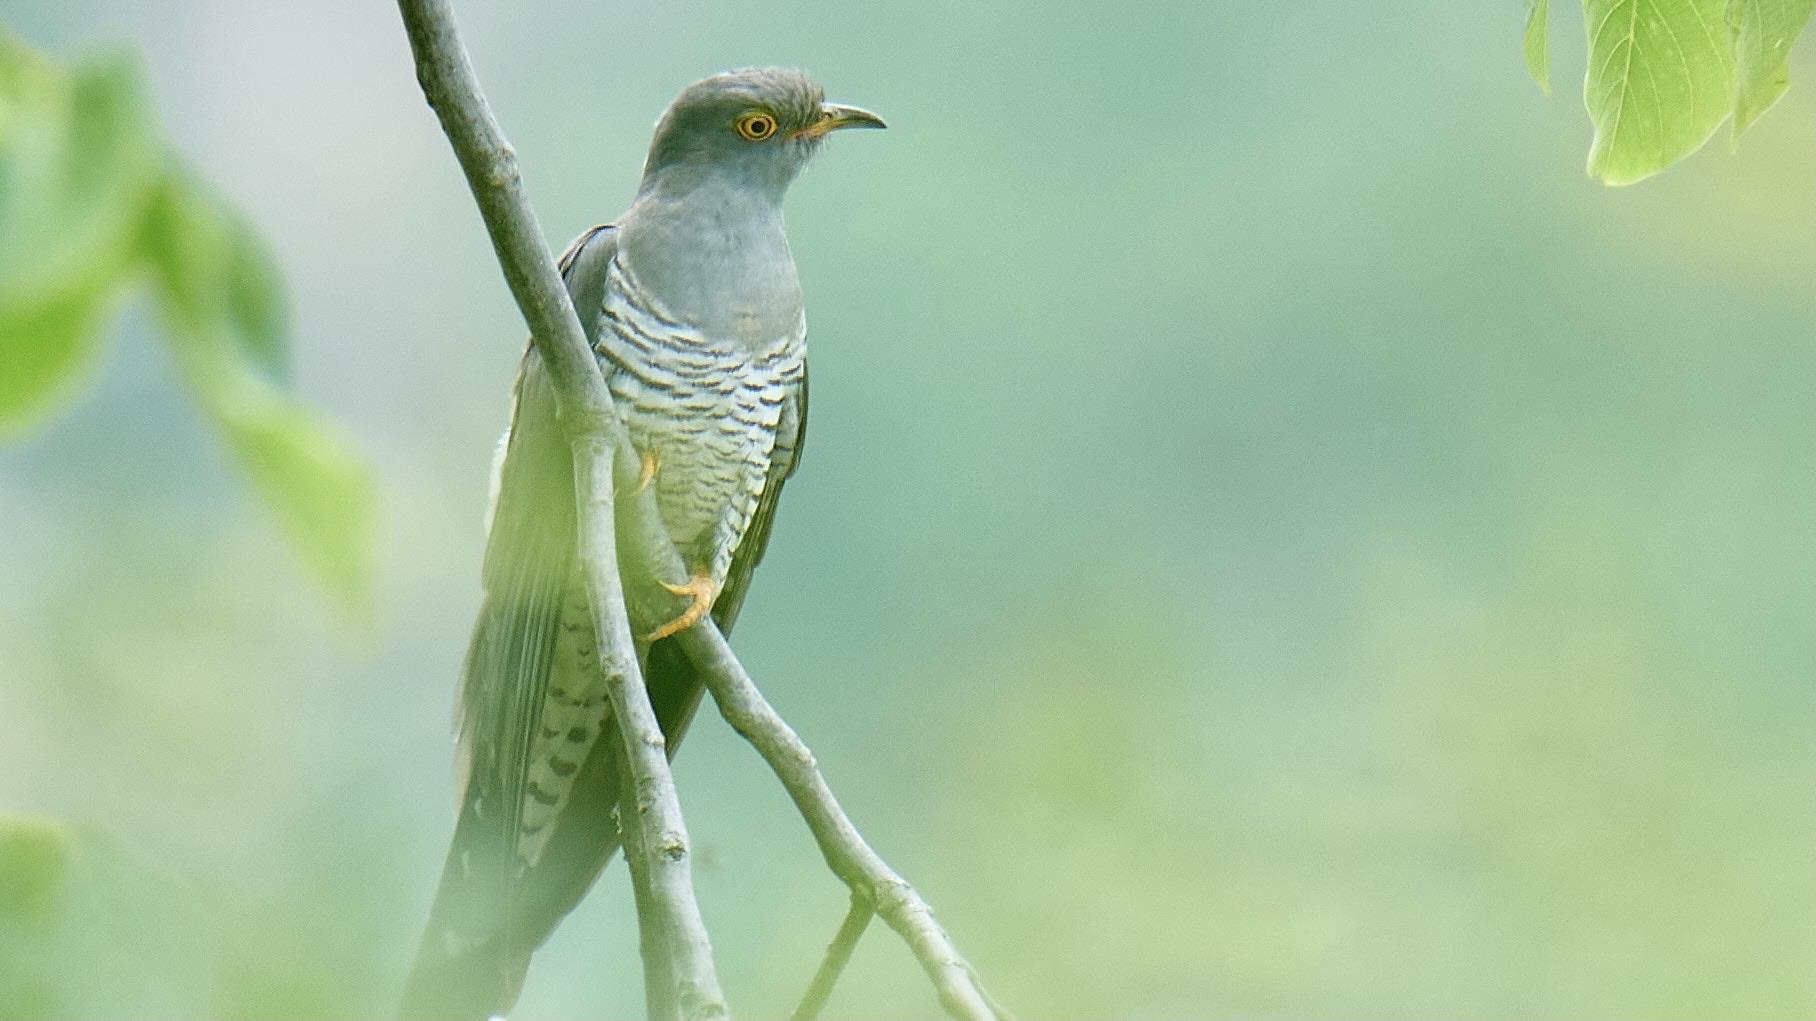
1527, 0, 1816, 182
0, 30, 372, 608
1, 31, 376, 1015
0, 813, 371, 1019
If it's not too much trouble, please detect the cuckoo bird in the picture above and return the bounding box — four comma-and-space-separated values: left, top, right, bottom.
400, 68, 883, 1019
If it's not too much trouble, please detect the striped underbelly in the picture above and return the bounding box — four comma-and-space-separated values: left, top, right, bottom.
593, 250, 805, 582
609, 368, 783, 581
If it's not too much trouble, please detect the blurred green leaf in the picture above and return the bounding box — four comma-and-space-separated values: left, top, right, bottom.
0, 814, 72, 927
219, 211, 289, 382
141, 166, 289, 380
1525, 0, 1551, 95
0, 814, 373, 1019
0, 36, 158, 298
1584, 0, 1736, 184
144, 176, 374, 613
1, 29, 371, 613
213, 391, 376, 616
0, 814, 72, 1019
0, 281, 118, 439
0, 33, 159, 436
1729, 0, 1816, 136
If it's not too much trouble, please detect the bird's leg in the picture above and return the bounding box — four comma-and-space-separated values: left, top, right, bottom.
647, 572, 717, 642
635, 450, 661, 495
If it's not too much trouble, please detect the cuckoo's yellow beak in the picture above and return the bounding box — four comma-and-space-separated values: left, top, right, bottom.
794, 102, 887, 139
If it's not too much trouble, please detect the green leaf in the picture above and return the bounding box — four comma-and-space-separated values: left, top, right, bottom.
1728, 0, 1816, 136
0, 815, 376, 1017
0, 33, 159, 434
144, 175, 374, 613
0, 814, 73, 1019
0, 281, 119, 438
1526, 0, 1552, 95
141, 164, 289, 380
1583, 0, 1736, 184
0, 36, 158, 299
209, 384, 377, 614
0, 814, 73, 927
0, 33, 370, 612
220, 208, 289, 382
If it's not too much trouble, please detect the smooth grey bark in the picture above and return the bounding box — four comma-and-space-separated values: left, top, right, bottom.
395, 1, 1006, 1018
611, 732, 681, 1021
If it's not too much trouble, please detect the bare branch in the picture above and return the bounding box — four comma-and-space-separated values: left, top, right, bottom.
792, 894, 874, 1021
681, 621, 1006, 1021
393, 2, 725, 1017
612, 736, 679, 1021
608, 446, 1007, 1021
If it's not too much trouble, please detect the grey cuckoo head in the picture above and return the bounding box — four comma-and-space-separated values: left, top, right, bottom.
638, 67, 885, 202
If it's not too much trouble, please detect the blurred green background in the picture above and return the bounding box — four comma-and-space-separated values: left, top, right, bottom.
3, 1, 1813, 1018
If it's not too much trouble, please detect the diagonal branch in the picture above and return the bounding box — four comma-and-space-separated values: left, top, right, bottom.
609, 445, 1009, 1021
393, 2, 725, 1018
679, 616, 1010, 1021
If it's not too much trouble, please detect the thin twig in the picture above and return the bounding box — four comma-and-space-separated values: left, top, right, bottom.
791, 894, 874, 1021
393, 2, 726, 1017
681, 620, 1004, 1021
608, 444, 1006, 1021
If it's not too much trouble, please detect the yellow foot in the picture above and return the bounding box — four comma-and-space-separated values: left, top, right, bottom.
647, 572, 717, 642
635, 451, 661, 495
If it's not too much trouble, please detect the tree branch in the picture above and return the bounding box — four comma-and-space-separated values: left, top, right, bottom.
395, 2, 1006, 1018
608, 450, 1008, 1021
613, 734, 680, 1021
792, 894, 873, 1021
393, 2, 725, 1018
681, 617, 1009, 1021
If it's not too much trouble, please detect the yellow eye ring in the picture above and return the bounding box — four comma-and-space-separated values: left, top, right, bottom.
735, 112, 778, 142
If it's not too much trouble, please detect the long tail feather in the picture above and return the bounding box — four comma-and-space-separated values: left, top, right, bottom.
398, 640, 708, 1020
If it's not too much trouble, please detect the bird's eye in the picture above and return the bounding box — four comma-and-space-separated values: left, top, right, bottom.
735, 112, 778, 142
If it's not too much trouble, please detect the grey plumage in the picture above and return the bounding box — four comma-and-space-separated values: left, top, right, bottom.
400, 68, 881, 1020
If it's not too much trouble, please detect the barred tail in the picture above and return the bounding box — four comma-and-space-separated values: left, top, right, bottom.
398, 724, 621, 1020
399, 639, 709, 1020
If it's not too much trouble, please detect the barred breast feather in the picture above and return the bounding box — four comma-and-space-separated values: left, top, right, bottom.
510, 242, 805, 865
595, 250, 805, 582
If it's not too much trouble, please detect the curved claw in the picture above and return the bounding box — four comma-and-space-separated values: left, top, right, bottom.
646, 572, 717, 642
635, 451, 661, 495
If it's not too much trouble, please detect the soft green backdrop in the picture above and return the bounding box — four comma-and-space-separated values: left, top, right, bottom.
2, 1, 1812, 1018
